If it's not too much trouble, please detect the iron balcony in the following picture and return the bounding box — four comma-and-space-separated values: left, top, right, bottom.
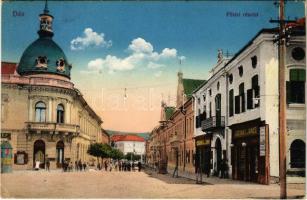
201, 116, 225, 131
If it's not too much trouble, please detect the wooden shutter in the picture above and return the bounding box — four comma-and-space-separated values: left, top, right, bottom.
247, 89, 253, 109
235, 95, 240, 114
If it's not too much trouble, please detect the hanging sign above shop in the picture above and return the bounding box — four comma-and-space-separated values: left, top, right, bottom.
259, 126, 266, 156
234, 127, 258, 139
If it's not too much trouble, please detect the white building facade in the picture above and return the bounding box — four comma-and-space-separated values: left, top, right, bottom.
193, 26, 305, 184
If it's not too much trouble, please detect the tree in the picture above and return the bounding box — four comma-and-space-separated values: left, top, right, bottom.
87, 143, 112, 160
110, 148, 124, 160
125, 152, 141, 161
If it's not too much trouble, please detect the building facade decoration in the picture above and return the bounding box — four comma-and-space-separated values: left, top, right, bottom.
1, 3, 104, 171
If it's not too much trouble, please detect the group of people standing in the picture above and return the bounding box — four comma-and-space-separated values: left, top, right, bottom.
97, 160, 142, 172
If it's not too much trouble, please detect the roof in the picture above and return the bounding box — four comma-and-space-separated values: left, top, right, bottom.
111, 134, 145, 142
106, 130, 150, 140
18, 37, 71, 79
2, 62, 17, 75
164, 106, 175, 120
183, 79, 205, 98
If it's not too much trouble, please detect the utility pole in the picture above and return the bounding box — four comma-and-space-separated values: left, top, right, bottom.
269, 0, 289, 198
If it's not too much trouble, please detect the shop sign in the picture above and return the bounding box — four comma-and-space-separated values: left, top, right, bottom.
1, 133, 11, 140
259, 126, 266, 156
196, 139, 210, 146
234, 127, 258, 139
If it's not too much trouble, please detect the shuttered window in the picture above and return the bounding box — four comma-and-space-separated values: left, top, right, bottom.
287, 69, 305, 104
229, 89, 234, 117
235, 95, 240, 114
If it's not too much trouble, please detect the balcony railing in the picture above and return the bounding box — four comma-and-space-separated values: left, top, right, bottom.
201, 116, 225, 131
26, 122, 80, 133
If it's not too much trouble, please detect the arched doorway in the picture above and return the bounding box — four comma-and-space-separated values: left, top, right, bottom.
215, 138, 222, 176
56, 140, 64, 168
33, 140, 45, 169
290, 139, 305, 168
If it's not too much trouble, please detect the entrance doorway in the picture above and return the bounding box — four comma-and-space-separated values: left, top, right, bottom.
56, 140, 64, 168
215, 138, 222, 176
33, 140, 45, 169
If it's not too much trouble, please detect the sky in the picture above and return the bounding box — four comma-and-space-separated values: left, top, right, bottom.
1, 1, 305, 132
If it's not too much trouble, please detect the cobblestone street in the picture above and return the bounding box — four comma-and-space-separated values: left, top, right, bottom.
1, 168, 305, 199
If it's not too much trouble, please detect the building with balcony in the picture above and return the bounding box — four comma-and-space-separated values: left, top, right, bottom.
193, 19, 305, 184
1, 3, 103, 171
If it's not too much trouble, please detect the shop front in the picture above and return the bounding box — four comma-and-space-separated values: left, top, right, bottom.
195, 134, 212, 176
230, 118, 270, 184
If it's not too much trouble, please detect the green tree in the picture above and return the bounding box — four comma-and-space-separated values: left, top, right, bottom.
125, 152, 141, 161
87, 143, 112, 160
110, 148, 124, 160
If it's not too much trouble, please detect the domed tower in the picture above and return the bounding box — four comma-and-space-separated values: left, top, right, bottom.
17, 1, 72, 79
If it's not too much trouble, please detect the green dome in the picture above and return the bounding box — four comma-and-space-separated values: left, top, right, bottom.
17, 37, 71, 79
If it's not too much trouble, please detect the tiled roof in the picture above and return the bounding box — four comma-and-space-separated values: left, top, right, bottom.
183, 79, 205, 98
105, 130, 150, 140
111, 134, 145, 142
2, 62, 17, 75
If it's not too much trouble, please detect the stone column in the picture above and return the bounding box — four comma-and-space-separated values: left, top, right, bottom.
29, 98, 33, 121
65, 101, 70, 124
48, 98, 53, 122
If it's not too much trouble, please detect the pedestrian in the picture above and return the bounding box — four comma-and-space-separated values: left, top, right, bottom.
97, 162, 101, 170
83, 162, 87, 171
138, 161, 142, 172
220, 159, 225, 178
109, 161, 113, 172
119, 161, 122, 171
115, 161, 118, 171
46, 158, 50, 171
35, 160, 40, 170
75, 161, 78, 171
104, 160, 108, 171
78, 160, 82, 171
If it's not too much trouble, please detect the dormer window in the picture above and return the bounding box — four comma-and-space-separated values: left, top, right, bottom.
36, 56, 48, 69
56, 58, 65, 72
238, 65, 243, 77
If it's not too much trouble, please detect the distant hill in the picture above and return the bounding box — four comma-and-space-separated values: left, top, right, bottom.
105, 130, 150, 140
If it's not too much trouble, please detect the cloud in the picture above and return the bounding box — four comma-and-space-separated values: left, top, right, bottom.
128, 38, 153, 54
71, 28, 112, 50
154, 71, 163, 77
86, 37, 184, 73
148, 62, 165, 69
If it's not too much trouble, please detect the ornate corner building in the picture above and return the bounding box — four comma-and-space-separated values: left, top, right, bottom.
1, 3, 103, 171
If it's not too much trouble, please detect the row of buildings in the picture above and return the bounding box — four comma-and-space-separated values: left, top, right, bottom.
146, 19, 306, 184
1, 3, 109, 172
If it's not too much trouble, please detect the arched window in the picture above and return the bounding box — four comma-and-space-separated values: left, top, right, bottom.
35, 102, 46, 122
290, 139, 305, 168
56, 104, 64, 123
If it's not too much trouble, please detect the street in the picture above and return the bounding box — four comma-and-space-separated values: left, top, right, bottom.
1, 168, 305, 199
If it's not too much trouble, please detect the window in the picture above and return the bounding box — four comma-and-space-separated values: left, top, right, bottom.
247, 75, 260, 109
203, 94, 206, 102
238, 65, 243, 77
209, 102, 212, 117
36, 56, 48, 68
56, 104, 65, 123
287, 69, 305, 104
203, 105, 207, 119
56, 58, 65, 72
228, 74, 233, 84
251, 56, 257, 68
197, 98, 201, 104
290, 139, 305, 168
229, 89, 234, 117
217, 82, 220, 91
292, 47, 305, 61
209, 89, 212, 96
239, 83, 245, 112
35, 102, 46, 122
